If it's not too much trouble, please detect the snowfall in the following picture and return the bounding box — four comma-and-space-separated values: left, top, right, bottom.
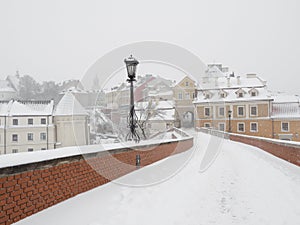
14, 131, 300, 225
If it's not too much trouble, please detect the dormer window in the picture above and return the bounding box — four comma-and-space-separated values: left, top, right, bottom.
249, 88, 259, 97
235, 88, 246, 98
219, 90, 228, 98
203, 91, 212, 99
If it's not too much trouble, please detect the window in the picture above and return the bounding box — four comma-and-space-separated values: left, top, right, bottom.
41, 118, 46, 124
251, 91, 257, 97
28, 148, 33, 152
12, 134, 18, 142
219, 123, 225, 131
219, 107, 225, 117
41, 148, 46, 150
282, 122, 289, 132
238, 123, 245, 132
204, 107, 210, 117
40, 133, 47, 140
12, 149, 18, 153
178, 92, 183, 100
238, 92, 244, 98
250, 122, 258, 132
204, 123, 211, 128
204, 93, 211, 99
237, 106, 244, 116
27, 133, 33, 141
220, 93, 226, 98
250, 106, 257, 116
28, 118, 33, 125
185, 81, 189, 86
13, 119, 18, 126
192, 92, 195, 99
185, 93, 190, 99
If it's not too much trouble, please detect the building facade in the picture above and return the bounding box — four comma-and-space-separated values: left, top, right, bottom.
194, 65, 300, 142
173, 76, 197, 127
0, 92, 90, 154
0, 100, 55, 154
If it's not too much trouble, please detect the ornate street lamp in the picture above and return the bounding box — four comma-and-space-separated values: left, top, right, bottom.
124, 55, 140, 142
228, 110, 232, 132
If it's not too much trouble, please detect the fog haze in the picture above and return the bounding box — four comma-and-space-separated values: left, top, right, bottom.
0, 0, 299, 94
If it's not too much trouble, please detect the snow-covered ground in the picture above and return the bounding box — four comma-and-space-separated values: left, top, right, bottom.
14, 131, 300, 225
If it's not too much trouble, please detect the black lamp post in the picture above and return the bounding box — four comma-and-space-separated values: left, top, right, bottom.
124, 55, 140, 142
228, 110, 232, 132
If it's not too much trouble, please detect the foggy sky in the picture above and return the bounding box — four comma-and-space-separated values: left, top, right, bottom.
0, 0, 299, 94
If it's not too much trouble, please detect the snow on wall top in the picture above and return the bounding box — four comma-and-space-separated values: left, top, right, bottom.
0, 130, 192, 169
54, 91, 87, 116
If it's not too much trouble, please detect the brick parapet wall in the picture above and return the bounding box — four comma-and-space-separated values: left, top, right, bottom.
229, 134, 300, 166
0, 138, 193, 225
197, 127, 300, 167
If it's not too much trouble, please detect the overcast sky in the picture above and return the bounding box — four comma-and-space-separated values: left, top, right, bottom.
0, 0, 299, 94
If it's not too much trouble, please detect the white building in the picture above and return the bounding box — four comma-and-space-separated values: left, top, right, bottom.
0, 80, 17, 100
0, 100, 55, 154
54, 91, 90, 148
136, 100, 176, 133
0, 92, 90, 154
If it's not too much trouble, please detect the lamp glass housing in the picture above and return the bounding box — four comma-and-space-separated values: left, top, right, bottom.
124, 55, 139, 79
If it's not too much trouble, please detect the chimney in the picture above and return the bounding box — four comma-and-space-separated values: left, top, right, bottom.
237, 76, 241, 85
227, 77, 230, 87
215, 77, 218, 86
246, 73, 256, 78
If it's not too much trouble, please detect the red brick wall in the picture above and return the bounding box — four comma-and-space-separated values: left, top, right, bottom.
0, 138, 193, 225
230, 135, 300, 166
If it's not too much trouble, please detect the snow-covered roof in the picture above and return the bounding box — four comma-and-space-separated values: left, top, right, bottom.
0, 80, 16, 92
59, 86, 88, 95
136, 100, 174, 110
0, 100, 54, 116
148, 90, 173, 97
201, 66, 266, 91
194, 87, 272, 103
54, 91, 87, 116
272, 103, 300, 118
9, 100, 54, 116
0, 101, 11, 116
272, 93, 300, 103
6, 74, 20, 91
205, 65, 225, 78
148, 109, 175, 121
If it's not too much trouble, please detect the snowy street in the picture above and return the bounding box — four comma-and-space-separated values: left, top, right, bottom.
15, 131, 300, 225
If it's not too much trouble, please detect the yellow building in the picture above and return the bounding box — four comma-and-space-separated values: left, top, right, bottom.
173, 76, 196, 127
194, 65, 300, 142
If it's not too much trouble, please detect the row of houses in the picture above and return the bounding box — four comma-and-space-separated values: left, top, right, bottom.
103, 74, 196, 134
1, 62, 299, 154
103, 64, 300, 142
0, 92, 89, 154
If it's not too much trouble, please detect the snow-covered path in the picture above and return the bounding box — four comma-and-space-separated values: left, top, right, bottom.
15, 132, 300, 225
